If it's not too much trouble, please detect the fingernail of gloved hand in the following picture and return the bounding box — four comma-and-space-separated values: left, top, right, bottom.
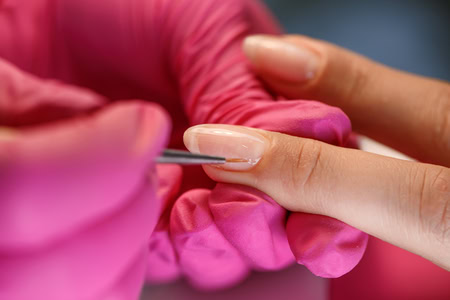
243, 35, 319, 83
183, 125, 268, 171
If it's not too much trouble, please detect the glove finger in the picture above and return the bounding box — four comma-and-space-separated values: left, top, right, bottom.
0, 175, 159, 300
146, 229, 181, 284
155, 164, 183, 214
170, 189, 250, 290
146, 164, 183, 283
89, 248, 148, 300
0, 58, 106, 127
0, 101, 170, 250
286, 212, 368, 278
210, 183, 294, 270
229, 100, 351, 146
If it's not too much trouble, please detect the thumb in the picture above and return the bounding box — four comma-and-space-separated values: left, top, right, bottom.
183, 124, 450, 270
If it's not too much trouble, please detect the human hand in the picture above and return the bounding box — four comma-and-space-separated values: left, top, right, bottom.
183, 35, 450, 270
0, 0, 367, 291
241, 35, 450, 166
0, 59, 170, 300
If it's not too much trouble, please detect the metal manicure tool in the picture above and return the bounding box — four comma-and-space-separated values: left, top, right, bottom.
156, 149, 247, 165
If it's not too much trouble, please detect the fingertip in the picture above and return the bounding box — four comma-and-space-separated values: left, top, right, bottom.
183, 124, 269, 171
242, 34, 320, 84
242, 35, 261, 65
104, 101, 171, 159
140, 101, 172, 134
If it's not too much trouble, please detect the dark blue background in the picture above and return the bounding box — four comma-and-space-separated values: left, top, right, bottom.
263, 0, 449, 80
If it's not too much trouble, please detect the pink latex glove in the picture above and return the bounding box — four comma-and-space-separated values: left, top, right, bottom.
0, 59, 171, 299
0, 0, 368, 294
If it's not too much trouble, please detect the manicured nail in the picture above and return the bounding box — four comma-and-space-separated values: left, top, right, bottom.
243, 35, 319, 83
183, 125, 268, 171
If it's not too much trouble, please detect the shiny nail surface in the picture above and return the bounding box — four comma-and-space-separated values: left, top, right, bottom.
183, 125, 268, 171
243, 35, 319, 83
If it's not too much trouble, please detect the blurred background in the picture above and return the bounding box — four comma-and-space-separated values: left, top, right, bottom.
264, 0, 450, 81
142, 1, 449, 299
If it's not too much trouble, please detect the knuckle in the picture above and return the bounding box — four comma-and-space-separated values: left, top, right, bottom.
287, 139, 324, 192
342, 59, 370, 106
416, 166, 450, 244
430, 87, 450, 153
432, 168, 450, 243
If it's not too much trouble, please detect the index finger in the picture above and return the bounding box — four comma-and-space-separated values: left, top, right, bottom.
183, 124, 450, 270
243, 35, 450, 167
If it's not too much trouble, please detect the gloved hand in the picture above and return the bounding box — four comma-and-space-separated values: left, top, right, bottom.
0, 59, 171, 300
0, 0, 368, 295
139, 0, 368, 288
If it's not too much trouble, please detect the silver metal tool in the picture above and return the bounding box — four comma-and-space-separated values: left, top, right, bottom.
156, 149, 226, 165
156, 149, 248, 165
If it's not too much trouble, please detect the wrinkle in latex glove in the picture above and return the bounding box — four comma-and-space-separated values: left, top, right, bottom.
0, 0, 368, 298
0, 58, 170, 300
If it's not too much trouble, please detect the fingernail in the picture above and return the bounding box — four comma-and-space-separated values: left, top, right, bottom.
183, 125, 268, 171
243, 35, 319, 82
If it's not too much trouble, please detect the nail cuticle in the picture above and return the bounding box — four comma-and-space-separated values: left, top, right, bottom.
184, 126, 268, 171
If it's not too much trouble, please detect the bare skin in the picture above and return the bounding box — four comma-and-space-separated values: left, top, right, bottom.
183, 35, 450, 270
